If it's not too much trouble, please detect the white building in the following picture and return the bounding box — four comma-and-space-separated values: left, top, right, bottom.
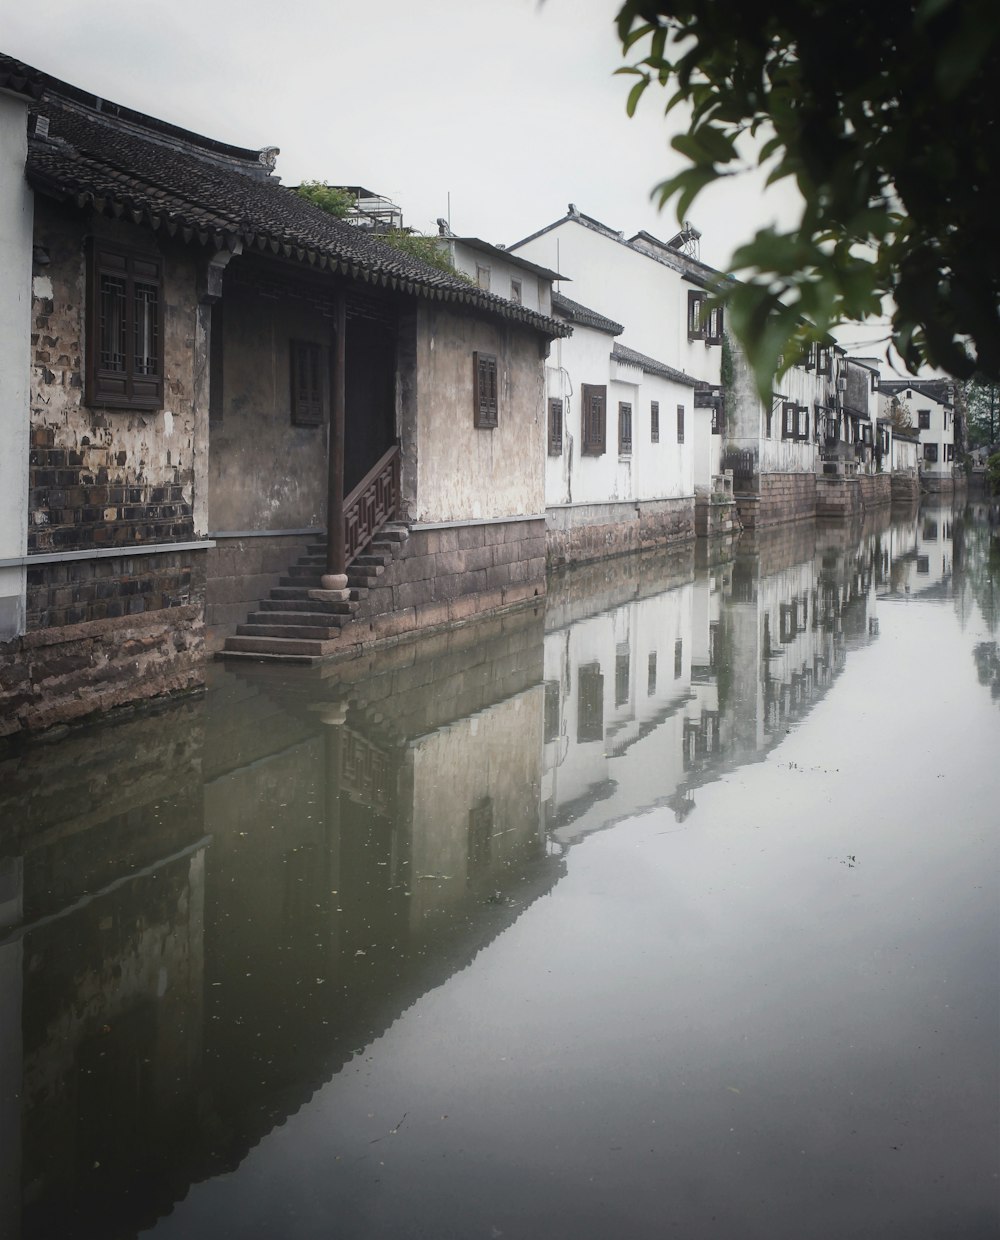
880, 379, 958, 492
509, 207, 725, 561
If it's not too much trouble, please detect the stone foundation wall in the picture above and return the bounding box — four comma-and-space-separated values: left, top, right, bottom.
695, 496, 738, 538
0, 604, 205, 739
304, 518, 548, 661
545, 498, 694, 568
858, 473, 891, 508
816, 476, 861, 519
892, 472, 920, 504
206, 533, 316, 648
753, 473, 817, 528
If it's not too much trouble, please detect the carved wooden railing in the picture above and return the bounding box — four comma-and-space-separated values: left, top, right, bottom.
344, 444, 400, 566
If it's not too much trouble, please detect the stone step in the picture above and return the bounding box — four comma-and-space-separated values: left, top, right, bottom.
237, 623, 345, 641
349, 587, 369, 601
284, 564, 324, 579
269, 585, 322, 600
215, 649, 321, 666
346, 574, 379, 589
225, 635, 332, 657
247, 610, 354, 628
279, 574, 323, 588
257, 597, 355, 615
351, 554, 391, 569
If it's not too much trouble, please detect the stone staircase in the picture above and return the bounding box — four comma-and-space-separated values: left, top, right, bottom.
219, 524, 410, 664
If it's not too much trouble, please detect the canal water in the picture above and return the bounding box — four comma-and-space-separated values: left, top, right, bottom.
1, 501, 997, 1240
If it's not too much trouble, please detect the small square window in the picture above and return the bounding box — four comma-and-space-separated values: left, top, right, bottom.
476, 265, 491, 291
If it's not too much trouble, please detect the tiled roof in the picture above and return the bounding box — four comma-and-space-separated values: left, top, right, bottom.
612, 342, 701, 388
551, 291, 623, 336
16, 59, 568, 338
0, 53, 44, 99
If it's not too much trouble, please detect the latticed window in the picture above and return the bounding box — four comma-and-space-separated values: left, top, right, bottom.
676, 404, 685, 444
581, 383, 606, 455
290, 339, 324, 425
87, 243, 163, 409
548, 398, 563, 454
618, 402, 632, 455
650, 400, 659, 442
473, 352, 498, 428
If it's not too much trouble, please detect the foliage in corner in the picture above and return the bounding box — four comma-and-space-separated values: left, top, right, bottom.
887, 397, 912, 430
616, 1, 1000, 397
964, 376, 1000, 449
376, 229, 470, 279
294, 182, 357, 218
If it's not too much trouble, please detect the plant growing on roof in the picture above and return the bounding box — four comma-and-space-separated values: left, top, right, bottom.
294, 182, 357, 218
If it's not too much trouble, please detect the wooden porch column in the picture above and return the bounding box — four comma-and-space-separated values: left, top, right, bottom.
322, 289, 348, 590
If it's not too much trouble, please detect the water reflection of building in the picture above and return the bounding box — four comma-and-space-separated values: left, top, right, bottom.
0, 609, 561, 1239
541, 519, 889, 835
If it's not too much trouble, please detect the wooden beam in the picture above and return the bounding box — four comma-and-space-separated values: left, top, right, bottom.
323, 289, 347, 587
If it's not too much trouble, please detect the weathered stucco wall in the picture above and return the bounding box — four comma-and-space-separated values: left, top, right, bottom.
208, 270, 329, 533
0, 93, 32, 640
28, 202, 201, 553
414, 305, 545, 523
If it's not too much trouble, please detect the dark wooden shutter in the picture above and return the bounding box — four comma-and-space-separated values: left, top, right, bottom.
581, 384, 606, 455
290, 340, 324, 425
687, 291, 704, 340
87, 242, 163, 410
782, 401, 796, 439
473, 352, 499, 428
618, 402, 632, 455
548, 398, 563, 454
707, 302, 723, 344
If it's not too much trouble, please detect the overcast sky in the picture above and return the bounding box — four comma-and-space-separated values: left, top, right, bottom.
5, 0, 893, 354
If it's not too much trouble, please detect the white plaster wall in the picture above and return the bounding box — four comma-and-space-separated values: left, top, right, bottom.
880, 389, 954, 478
513, 220, 720, 388
450, 242, 545, 313
541, 582, 693, 842
414, 305, 545, 522
0, 93, 32, 639
545, 321, 694, 509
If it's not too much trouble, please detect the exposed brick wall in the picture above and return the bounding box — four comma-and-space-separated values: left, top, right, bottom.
26, 550, 205, 631
892, 473, 920, 504
28, 425, 193, 554
858, 473, 891, 508
0, 606, 205, 739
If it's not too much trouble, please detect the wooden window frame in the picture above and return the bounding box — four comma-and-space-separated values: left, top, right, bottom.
687, 290, 706, 341
473, 352, 499, 429
711, 403, 722, 435
86, 240, 164, 411
618, 401, 633, 456
581, 383, 607, 456
676, 404, 685, 444
796, 404, 810, 441
923, 442, 938, 462
705, 301, 724, 345
290, 339, 325, 426
650, 400, 660, 443
548, 397, 563, 455
918, 409, 931, 429
510, 279, 522, 304
781, 400, 797, 439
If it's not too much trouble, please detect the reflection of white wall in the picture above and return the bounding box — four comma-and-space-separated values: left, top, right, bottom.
542, 583, 694, 844
0, 93, 33, 639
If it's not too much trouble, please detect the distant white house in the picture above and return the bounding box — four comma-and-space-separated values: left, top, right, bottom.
880, 379, 958, 492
